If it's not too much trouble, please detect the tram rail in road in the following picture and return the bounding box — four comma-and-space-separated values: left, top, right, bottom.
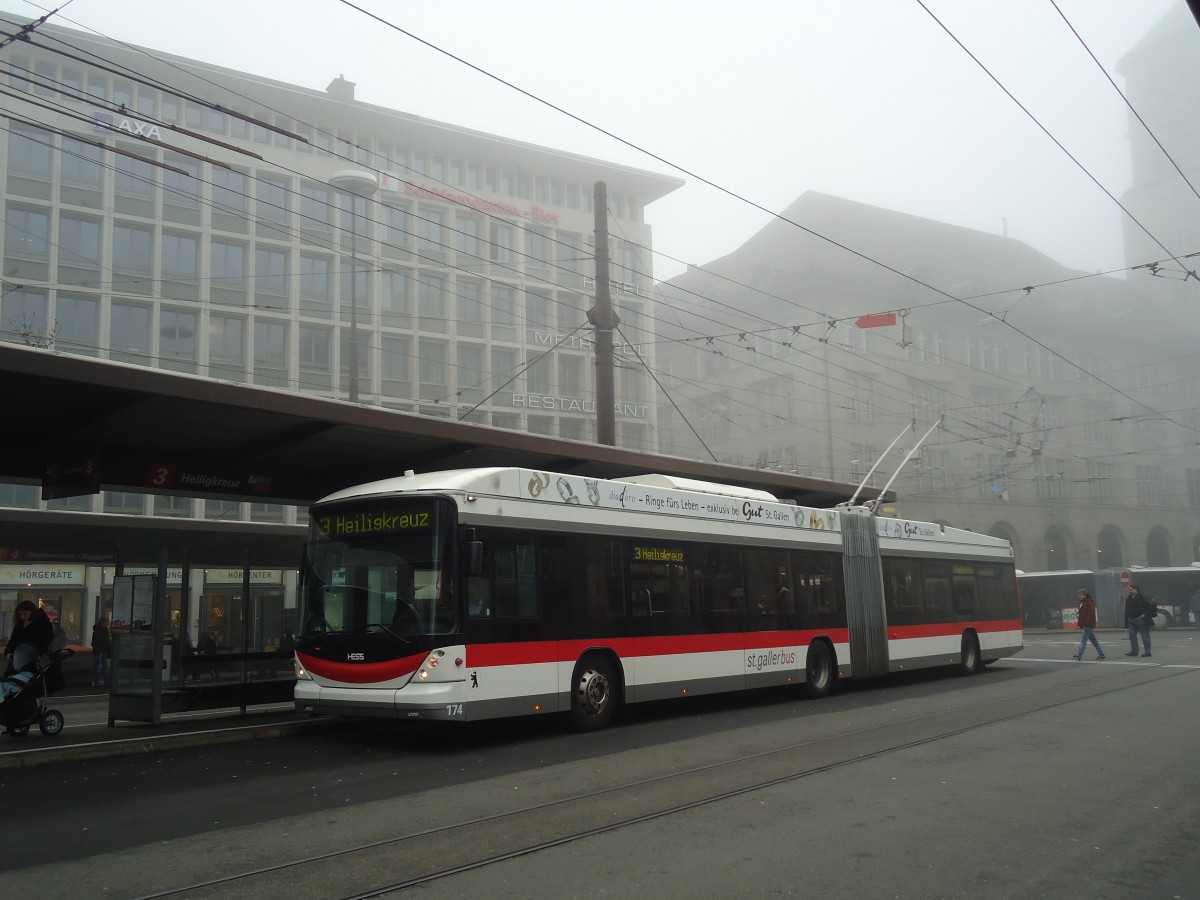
75, 661, 1197, 900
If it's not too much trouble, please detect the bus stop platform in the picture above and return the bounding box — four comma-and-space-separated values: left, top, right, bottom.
0, 685, 331, 769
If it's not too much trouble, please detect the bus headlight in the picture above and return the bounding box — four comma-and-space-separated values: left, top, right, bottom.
294, 657, 312, 680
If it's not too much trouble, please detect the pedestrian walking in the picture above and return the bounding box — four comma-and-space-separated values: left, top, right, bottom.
1190, 587, 1200, 630
91, 617, 111, 687
1072, 589, 1105, 660
1123, 584, 1153, 657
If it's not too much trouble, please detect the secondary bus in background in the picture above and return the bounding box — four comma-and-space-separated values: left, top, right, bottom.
1018, 566, 1200, 630
294, 467, 1022, 731
1108, 565, 1200, 628
1015, 570, 1096, 629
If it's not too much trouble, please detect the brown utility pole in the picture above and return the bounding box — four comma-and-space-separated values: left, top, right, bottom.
589, 181, 619, 445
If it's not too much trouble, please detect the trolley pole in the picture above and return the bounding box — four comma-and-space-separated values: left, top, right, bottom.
589, 181, 619, 446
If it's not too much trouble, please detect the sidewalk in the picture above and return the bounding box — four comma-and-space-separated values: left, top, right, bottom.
0, 689, 335, 770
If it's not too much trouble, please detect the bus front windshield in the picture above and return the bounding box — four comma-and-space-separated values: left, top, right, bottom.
300, 498, 456, 640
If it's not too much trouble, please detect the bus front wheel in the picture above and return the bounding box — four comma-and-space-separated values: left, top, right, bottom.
803, 642, 836, 699
569, 655, 618, 732
959, 632, 982, 675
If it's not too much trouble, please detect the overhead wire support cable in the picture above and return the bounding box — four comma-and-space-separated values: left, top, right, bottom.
1, 21, 309, 144
915, 0, 1189, 278
0, 0, 71, 50
1050, 0, 1200, 210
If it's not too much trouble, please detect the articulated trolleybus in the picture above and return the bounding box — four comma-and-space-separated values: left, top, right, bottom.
294, 467, 1022, 730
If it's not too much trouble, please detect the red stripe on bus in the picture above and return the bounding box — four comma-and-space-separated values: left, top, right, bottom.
465, 620, 1019, 669
888, 620, 1021, 639
299, 651, 424, 683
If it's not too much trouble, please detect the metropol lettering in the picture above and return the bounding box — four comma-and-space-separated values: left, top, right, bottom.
530, 330, 642, 356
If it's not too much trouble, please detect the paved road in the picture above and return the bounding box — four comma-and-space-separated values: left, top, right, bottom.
1, 629, 1198, 899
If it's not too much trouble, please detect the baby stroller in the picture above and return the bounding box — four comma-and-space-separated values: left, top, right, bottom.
0, 648, 74, 737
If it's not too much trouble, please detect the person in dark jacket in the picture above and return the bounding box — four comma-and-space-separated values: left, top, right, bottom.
1124, 584, 1152, 658
5, 601, 54, 674
91, 617, 112, 687
1072, 590, 1106, 661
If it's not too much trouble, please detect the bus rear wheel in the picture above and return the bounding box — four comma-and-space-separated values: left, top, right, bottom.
959, 632, 982, 675
569, 655, 617, 732
803, 642, 836, 699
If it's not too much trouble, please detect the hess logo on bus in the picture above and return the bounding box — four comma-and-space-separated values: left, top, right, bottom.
347, 652, 365, 661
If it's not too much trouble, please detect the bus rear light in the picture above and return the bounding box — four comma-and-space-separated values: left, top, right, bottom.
455, 658, 463, 667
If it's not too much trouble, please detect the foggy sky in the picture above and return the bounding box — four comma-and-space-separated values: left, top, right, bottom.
6, 0, 1186, 284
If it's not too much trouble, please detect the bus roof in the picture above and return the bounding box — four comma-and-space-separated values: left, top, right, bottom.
315, 467, 1012, 553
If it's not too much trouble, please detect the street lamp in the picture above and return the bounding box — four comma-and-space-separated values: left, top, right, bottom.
330, 170, 378, 403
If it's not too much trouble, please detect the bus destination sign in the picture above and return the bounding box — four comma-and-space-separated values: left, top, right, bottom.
318, 508, 432, 538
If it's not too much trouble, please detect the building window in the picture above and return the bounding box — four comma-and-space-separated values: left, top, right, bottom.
255, 247, 289, 300
966, 337, 1006, 373
161, 154, 202, 217
209, 314, 246, 380
381, 336, 412, 399
491, 283, 517, 327
1135, 465, 1165, 505
418, 207, 445, 252
255, 175, 290, 231
417, 340, 446, 401
154, 495, 194, 518
160, 308, 197, 370
60, 136, 104, 194
161, 232, 199, 300
418, 273, 446, 332
112, 223, 154, 294
1, 287, 47, 346
299, 325, 331, 390
456, 215, 481, 257
1087, 462, 1115, 501
8, 124, 53, 185
253, 320, 288, 387
380, 270, 410, 328
212, 168, 249, 226
55, 294, 99, 355
210, 240, 247, 302
296, 183, 331, 235
381, 203, 410, 254
4, 206, 50, 282
114, 145, 156, 205
491, 222, 515, 265
110, 301, 151, 364
456, 343, 486, 405
457, 279, 483, 338
558, 356, 583, 397
1187, 468, 1200, 507
104, 492, 145, 515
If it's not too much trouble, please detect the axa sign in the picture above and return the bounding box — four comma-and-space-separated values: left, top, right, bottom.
93, 112, 162, 141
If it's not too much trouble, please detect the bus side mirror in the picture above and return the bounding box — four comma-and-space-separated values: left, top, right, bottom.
465, 541, 483, 577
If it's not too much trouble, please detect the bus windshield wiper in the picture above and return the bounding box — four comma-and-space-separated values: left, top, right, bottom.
366, 622, 413, 645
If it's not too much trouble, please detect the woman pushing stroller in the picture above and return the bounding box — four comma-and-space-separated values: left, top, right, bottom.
5, 601, 54, 676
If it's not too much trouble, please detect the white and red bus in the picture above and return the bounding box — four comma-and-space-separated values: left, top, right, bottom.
294, 468, 1022, 730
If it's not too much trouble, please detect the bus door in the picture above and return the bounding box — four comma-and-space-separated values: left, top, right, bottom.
628, 541, 705, 701
463, 533, 548, 700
